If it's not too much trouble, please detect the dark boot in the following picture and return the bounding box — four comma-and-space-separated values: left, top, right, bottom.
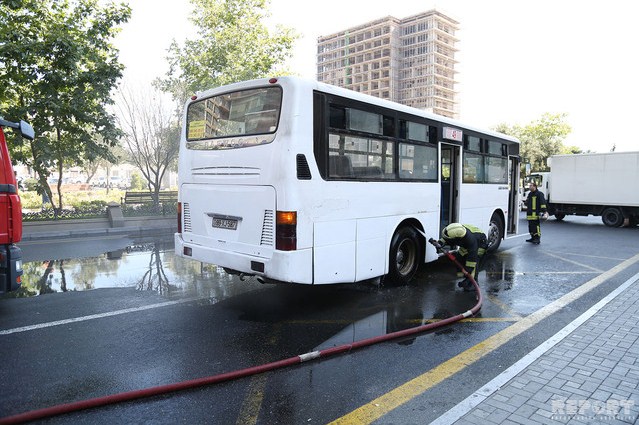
457, 278, 476, 292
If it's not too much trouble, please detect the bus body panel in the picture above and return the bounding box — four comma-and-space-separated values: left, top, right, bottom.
313, 219, 357, 283
180, 183, 276, 257
458, 183, 510, 234
355, 217, 388, 281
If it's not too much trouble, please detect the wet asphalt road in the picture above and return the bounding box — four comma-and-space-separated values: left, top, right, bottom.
1, 213, 639, 424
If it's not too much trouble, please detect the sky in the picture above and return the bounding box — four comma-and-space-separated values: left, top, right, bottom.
114, 0, 639, 153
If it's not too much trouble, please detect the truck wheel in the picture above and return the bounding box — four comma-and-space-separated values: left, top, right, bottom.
487, 214, 503, 253
601, 207, 624, 227
554, 213, 565, 221
387, 226, 421, 285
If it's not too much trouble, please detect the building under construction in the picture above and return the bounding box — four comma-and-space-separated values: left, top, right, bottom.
316, 10, 459, 118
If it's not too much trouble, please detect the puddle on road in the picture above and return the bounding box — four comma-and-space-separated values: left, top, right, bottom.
7, 235, 264, 299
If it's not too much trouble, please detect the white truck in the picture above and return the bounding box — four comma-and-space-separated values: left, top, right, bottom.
525, 151, 639, 227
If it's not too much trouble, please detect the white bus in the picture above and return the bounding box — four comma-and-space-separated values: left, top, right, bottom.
175, 77, 520, 285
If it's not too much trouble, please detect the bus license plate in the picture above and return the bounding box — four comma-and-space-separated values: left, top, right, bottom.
212, 218, 238, 230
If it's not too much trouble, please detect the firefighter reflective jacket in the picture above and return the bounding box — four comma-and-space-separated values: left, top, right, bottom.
526, 189, 547, 220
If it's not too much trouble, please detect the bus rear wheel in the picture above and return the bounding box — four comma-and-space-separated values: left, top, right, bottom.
486, 214, 503, 253
387, 226, 421, 285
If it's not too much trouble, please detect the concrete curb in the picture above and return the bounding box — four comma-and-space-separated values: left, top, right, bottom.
22, 215, 176, 241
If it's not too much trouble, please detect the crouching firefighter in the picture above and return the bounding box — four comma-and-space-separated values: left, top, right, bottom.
436, 223, 488, 292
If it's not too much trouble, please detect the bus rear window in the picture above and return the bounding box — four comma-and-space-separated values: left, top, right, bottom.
186, 87, 282, 148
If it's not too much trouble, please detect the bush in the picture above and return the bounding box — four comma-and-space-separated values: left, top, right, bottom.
19, 191, 42, 209
129, 173, 146, 191
74, 200, 108, 213
24, 178, 39, 191
19, 189, 124, 210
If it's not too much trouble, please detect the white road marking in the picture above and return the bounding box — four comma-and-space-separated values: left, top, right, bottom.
0, 298, 200, 336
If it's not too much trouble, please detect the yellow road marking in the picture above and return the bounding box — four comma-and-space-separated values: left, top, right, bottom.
235, 375, 268, 425
329, 253, 639, 424
424, 317, 519, 323
485, 294, 523, 319
236, 324, 281, 425
459, 317, 519, 323
284, 317, 518, 326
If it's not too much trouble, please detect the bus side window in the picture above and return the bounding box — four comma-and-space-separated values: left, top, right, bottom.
329, 155, 353, 178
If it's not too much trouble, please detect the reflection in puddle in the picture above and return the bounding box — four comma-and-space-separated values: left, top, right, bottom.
8, 236, 263, 299
312, 253, 519, 350
482, 254, 515, 294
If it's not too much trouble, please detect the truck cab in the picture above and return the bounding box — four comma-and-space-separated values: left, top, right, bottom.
1, 117, 35, 293
521, 172, 549, 210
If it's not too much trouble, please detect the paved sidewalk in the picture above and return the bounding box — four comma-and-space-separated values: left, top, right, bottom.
433, 273, 639, 424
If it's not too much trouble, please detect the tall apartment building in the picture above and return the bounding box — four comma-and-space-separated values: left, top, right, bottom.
316, 10, 459, 118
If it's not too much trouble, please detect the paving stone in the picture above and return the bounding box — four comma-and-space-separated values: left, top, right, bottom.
513, 403, 537, 419
485, 397, 518, 414
590, 388, 613, 401
590, 369, 609, 380
505, 413, 539, 425
528, 412, 559, 424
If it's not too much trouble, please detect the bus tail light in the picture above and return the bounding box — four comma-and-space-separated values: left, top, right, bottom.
177, 202, 182, 234
276, 211, 296, 251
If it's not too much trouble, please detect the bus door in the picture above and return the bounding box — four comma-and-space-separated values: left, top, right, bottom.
507, 156, 520, 235
440, 144, 460, 232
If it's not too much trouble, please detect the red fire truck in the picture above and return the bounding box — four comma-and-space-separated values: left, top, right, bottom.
1, 117, 35, 293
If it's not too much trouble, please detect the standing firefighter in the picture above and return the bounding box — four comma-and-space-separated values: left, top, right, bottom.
525, 182, 548, 244
438, 223, 488, 292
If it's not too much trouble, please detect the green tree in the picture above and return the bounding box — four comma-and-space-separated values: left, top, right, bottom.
495, 113, 572, 175
560, 145, 584, 155
0, 0, 130, 214
158, 0, 299, 103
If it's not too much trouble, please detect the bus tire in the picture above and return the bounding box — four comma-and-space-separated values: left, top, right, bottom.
601, 207, 624, 227
387, 226, 421, 285
554, 213, 566, 221
486, 214, 503, 253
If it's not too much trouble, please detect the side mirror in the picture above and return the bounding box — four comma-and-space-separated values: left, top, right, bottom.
19, 120, 35, 140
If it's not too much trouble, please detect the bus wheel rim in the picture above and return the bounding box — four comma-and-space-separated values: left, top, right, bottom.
397, 239, 415, 275
488, 223, 499, 247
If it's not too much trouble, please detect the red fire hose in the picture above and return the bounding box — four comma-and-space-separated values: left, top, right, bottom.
0, 246, 481, 424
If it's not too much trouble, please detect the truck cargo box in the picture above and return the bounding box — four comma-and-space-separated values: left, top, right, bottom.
549, 152, 639, 207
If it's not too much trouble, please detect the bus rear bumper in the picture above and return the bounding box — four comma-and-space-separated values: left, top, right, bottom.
174, 233, 313, 284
